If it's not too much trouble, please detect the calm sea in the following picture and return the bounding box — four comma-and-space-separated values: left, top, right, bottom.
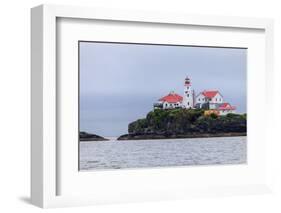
79, 136, 246, 171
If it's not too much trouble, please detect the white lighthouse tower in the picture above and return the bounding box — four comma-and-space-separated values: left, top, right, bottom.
182, 76, 194, 109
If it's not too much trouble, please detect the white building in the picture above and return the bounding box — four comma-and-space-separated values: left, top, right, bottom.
154, 91, 183, 109
154, 76, 236, 115
195, 90, 223, 109
182, 76, 195, 109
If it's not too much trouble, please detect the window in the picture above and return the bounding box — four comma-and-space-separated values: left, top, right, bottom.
187, 94, 189, 97
198, 98, 200, 101
187, 102, 189, 106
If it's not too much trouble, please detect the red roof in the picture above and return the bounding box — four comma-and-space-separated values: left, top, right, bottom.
159, 92, 183, 103
218, 103, 236, 110
201, 90, 219, 98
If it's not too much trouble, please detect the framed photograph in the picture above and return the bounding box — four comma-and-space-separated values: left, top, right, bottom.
78, 41, 247, 171
31, 4, 274, 208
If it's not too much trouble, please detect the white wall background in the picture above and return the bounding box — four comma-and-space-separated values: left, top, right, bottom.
0, 0, 281, 212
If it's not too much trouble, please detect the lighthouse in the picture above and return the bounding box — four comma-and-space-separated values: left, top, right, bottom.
182, 76, 194, 109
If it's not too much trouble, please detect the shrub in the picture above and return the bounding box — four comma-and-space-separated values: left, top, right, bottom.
209, 113, 218, 119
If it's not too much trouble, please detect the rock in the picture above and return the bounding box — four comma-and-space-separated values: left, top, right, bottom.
79, 131, 109, 141
117, 133, 167, 140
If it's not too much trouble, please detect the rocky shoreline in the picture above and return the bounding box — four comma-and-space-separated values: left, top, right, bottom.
79, 131, 109, 141
117, 132, 247, 140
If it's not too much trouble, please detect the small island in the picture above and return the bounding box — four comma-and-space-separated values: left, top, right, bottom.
117, 76, 246, 141
79, 131, 108, 141
117, 109, 246, 140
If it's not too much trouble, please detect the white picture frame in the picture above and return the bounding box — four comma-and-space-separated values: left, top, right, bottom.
31, 4, 274, 208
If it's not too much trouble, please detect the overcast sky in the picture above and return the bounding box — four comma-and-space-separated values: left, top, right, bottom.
80, 42, 247, 137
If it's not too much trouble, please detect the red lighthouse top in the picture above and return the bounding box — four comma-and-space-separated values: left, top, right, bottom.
185, 76, 191, 86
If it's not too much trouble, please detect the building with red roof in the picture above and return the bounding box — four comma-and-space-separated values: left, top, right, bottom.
154, 91, 183, 109
217, 103, 236, 115
196, 90, 223, 109
196, 90, 223, 103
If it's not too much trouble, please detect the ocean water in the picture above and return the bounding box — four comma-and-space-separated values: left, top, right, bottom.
79, 136, 246, 171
